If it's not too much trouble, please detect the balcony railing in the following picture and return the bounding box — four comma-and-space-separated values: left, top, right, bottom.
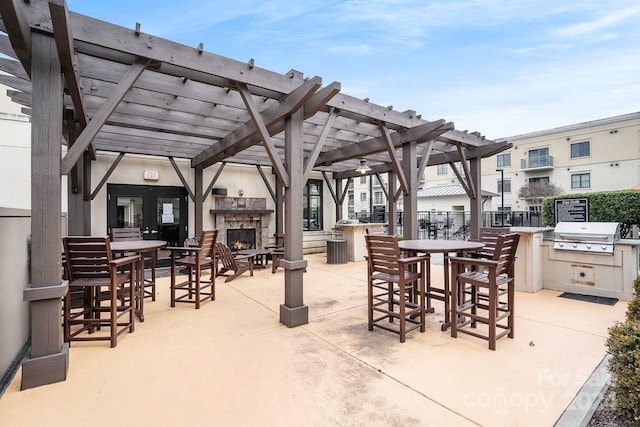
521, 155, 554, 171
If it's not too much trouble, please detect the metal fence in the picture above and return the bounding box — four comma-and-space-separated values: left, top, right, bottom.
356, 210, 543, 240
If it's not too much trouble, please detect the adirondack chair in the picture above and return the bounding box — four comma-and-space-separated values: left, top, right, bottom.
214, 242, 254, 283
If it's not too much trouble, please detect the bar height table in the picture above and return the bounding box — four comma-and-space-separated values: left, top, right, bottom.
111, 239, 167, 322
398, 239, 484, 331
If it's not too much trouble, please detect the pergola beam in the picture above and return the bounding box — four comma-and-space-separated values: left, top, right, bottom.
195, 81, 340, 169
61, 58, 149, 174
378, 121, 409, 195
49, 0, 89, 129
0, 0, 31, 77
169, 157, 195, 201
237, 82, 290, 187
316, 120, 451, 166
192, 76, 322, 169
204, 162, 226, 200
303, 107, 337, 183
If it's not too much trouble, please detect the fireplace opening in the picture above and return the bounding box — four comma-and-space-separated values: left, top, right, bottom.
227, 228, 256, 251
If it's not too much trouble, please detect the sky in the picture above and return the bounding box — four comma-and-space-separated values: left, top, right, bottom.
66, 0, 640, 140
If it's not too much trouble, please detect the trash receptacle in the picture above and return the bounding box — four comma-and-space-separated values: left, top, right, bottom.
326, 239, 348, 264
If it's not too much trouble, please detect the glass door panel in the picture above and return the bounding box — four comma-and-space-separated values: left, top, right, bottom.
115, 196, 143, 229
156, 197, 181, 260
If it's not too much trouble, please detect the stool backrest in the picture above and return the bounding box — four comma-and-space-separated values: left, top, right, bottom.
492, 233, 520, 277
111, 227, 143, 241
198, 229, 218, 262
63, 236, 113, 280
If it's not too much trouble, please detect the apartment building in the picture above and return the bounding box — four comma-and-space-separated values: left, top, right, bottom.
489, 112, 639, 212
391, 112, 640, 215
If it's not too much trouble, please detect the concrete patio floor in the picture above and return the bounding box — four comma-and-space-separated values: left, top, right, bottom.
0, 253, 628, 426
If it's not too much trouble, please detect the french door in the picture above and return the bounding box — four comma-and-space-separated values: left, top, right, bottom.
107, 184, 188, 266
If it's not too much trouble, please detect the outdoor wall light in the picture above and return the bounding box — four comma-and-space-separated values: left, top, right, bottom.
356, 159, 372, 174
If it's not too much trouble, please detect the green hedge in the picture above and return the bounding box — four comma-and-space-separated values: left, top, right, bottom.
542, 190, 640, 238
606, 276, 640, 423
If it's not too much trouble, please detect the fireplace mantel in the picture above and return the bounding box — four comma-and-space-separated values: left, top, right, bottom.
209, 209, 273, 215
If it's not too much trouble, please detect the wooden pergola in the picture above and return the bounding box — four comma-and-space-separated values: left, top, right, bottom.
0, 0, 510, 389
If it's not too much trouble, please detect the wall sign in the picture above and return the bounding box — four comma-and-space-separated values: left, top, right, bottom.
555, 198, 589, 222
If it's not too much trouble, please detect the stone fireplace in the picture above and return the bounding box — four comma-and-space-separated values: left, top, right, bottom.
210, 197, 273, 249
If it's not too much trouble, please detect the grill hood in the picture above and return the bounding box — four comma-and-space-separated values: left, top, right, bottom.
553, 222, 620, 254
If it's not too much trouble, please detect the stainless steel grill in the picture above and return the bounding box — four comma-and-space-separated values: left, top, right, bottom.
553, 222, 620, 255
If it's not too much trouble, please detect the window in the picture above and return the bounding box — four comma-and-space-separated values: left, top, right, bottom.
529, 176, 549, 185
359, 176, 367, 184
437, 164, 447, 175
528, 148, 549, 168
497, 179, 511, 193
303, 179, 322, 231
497, 153, 511, 167
360, 192, 367, 202
374, 191, 384, 205
571, 173, 590, 189
348, 194, 354, 206
571, 141, 590, 158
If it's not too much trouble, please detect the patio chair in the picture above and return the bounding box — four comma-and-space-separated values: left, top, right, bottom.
63, 236, 138, 348
449, 232, 520, 350
111, 227, 157, 301
168, 229, 218, 309
214, 242, 254, 282
364, 234, 429, 343
471, 227, 511, 259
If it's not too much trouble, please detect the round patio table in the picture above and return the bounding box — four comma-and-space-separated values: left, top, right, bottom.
398, 239, 484, 331
111, 240, 167, 322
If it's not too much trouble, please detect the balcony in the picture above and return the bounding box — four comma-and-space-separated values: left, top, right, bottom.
521, 155, 554, 171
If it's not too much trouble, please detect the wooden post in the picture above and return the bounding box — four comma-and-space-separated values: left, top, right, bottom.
67, 120, 92, 236
274, 168, 284, 246
469, 157, 482, 240
335, 178, 343, 222
194, 166, 203, 236
279, 109, 308, 327
387, 171, 397, 235
401, 141, 418, 240
82, 151, 92, 235
21, 31, 69, 390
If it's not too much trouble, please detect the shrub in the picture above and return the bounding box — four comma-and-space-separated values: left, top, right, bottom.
606, 276, 640, 423
626, 276, 640, 322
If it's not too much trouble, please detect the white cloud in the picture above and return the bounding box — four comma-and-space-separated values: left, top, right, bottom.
553, 5, 640, 38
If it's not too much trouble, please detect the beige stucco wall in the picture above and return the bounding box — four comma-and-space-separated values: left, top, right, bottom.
0, 80, 68, 212
0, 113, 31, 210
0, 208, 31, 380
